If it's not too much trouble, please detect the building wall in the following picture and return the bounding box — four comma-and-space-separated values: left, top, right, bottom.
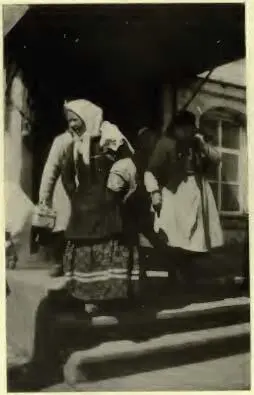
5, 65, 35, 265
177, 79, 246, 126
5, 68, 33, 197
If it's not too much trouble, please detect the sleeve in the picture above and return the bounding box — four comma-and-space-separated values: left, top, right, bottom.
144, 171, 159, 193
202, 142, 221, 165
144, 138, 169, 193
39, 137, 63, 206
107, 172, 125, 192
123, 159, 137, 202
107, 158, 137, 201
61, 142, 76, 199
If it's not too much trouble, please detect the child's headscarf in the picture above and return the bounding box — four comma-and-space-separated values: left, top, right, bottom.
100, 122, 136, 202
64, 99, 103, 165
100, 121, 134, 155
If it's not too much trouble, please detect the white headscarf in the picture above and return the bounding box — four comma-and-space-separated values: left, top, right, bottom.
64, 99, 103, 165
100, 121, 134, 155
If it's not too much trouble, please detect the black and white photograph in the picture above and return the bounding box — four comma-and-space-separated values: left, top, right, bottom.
4, 2, 250, 391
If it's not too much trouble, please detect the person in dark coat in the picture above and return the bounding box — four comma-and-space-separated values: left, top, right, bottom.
144, 112, 224, 284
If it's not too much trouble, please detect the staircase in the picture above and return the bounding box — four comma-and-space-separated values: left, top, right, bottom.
61, 296, 249, 387
7, 268, 250, 391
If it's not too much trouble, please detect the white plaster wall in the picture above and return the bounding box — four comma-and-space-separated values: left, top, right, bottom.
5, 71, 34, 265
177, 82, 246, 125
5, 73, 23, 184
5, 71, 33, 195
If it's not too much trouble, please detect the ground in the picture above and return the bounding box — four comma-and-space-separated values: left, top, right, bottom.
44, 353, 250, 391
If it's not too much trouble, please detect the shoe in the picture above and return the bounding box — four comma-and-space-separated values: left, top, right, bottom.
84, 303, 99, 315
48, 277, 69, 291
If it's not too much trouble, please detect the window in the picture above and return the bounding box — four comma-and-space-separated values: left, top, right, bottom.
200, 112, 247, 215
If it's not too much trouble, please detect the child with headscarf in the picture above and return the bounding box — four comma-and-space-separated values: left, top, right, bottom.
40, 99, 138, 314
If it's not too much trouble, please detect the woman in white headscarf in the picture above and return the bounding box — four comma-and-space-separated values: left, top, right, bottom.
40, 99, 138, 313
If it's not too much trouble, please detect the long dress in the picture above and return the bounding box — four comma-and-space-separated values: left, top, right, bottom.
145, 136, 223, 253
62, 137, 139, 302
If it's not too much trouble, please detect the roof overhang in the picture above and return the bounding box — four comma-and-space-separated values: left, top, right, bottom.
4, 4, 245, 93
198, 59, 245, 88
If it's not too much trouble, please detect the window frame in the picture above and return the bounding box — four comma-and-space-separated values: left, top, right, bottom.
204, 117, 245, 216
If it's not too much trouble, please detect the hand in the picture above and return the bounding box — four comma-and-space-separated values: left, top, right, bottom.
194, 133, 206, 150
157, 229, 168, 246
39, 200, 51, 208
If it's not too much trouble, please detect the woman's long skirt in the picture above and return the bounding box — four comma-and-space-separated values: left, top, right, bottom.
63, 238, 139, 301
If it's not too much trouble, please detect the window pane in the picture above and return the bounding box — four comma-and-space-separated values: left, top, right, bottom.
221, 120, 240, 149
209, 182, 219, 209
221, 184, 240, 212
221, 152, 238, 182
200, 119, 219, 146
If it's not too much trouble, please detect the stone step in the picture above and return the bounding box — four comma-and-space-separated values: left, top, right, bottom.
59, 297, 249, 386
54, 296, 249, 333
51, 296, 249, 369
7, 268, 249, 386
63, 322, 250, 386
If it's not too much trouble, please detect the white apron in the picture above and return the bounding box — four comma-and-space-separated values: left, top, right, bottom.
154, 176, 223, 252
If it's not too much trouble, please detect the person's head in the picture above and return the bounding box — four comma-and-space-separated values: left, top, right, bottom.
64, 99, 103, 138
66, 110, 85, 137
172, 111, 196, 141
100, 121, 134, 159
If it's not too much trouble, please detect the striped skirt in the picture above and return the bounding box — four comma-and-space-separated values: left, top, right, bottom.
63, 239, 139, 301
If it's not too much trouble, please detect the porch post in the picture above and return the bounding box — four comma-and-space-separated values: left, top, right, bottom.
161, 83, 177, 135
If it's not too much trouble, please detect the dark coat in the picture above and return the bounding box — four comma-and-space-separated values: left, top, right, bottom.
147, 135, 221, 193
